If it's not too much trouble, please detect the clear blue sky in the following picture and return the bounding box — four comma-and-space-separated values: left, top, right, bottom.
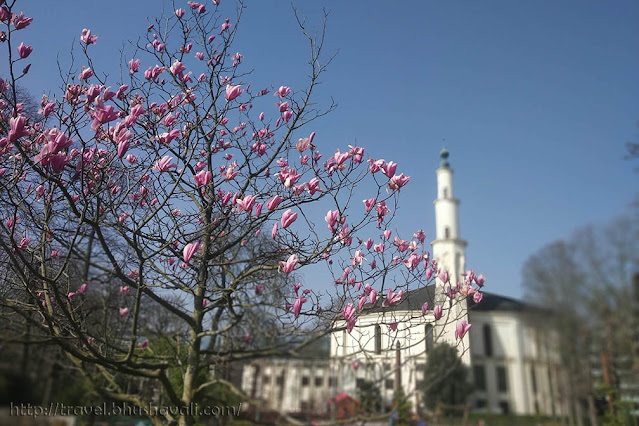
9, 0, 639, 299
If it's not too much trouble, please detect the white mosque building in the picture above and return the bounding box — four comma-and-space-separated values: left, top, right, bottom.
241, 149, 570, 418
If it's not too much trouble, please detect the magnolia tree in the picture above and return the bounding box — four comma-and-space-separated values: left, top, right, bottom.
0, 1, 484, 424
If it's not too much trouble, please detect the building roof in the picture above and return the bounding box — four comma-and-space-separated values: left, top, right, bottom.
362, 284, 539, 315
468, 291, 535, 312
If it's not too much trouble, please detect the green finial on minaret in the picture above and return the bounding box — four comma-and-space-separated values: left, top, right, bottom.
439, 138, 450, 168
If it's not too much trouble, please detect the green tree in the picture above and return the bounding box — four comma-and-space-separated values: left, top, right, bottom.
391, 386, 413, 426
357, 379, 381, 415
421, 343, 472, 413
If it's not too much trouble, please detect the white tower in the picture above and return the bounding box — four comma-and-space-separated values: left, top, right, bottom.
430, 147, 471, 364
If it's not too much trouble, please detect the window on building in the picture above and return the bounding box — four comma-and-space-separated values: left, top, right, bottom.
300, 401, 309, 411
356, 378, 364, 389
483, 324, 493, 357
342, 330, 347, 356
475, 399, 487, 409
315, 377, 323, 387
445, 227, 450, 239
262, 375, 270, 385
499, 401, 510, 415
276, 375, 284, 386
375, 325, 382, 354
425, 324, 434, 353
473, 365, 486, 391
385, 379, 394, 390
328, 376, 337, 387
496, 366, 508, 392
443, 187, 448, 198
301, 376, 309, 387
530, 366, 537, 393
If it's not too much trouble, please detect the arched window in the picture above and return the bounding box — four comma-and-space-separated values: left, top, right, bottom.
445, 227, 450, 239
374, 325, 382, 354
483, 324, 493, 357
443, 187, 448, 198
425, 324, 434, 353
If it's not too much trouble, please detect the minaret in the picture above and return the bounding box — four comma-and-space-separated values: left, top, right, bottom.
430, 147, 471, 364
431, 147, 467, 286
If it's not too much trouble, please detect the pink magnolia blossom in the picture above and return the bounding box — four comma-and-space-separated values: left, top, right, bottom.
8, 115, 28, 142
120, 286, 129, 294
455, 320, 472, 339
77, 283, 88, 294
91, 101, 118, 130
117, 140, 130, 159
306, 178, 322, 195
236, 194, 256, 213
433, 305, 443, 320
281, 209, 297, 228
129, 59, 141, 74
194, 170, 212, 187
382, 161, 397, 178
351, 250, 366, 267
79, 66, 93, 81
17, 42, 32, 58
296, 136, 311, 152
421, 302, 429, 316
119, 307, 129, 316
389, 173, 410, 190
280, 254, 298, 274
293, 296, 306, 319
358, 295, 367, 311
17, 237, 30, 250
224, 84, 242, 101
382, 289, 404, 307
369, 288, 378, 304
475, 274, 486, 287
389, 322, 398, 331
426, 267, 435, 280
363, 198, 376, 213
271, 222, 278, 239
349, 145, 364, 163
170, 60, 186, 76
369, 158, 385, 173
473, 292, 483, 303
403, 252, 421, 269
275, 86, 291, 97
183, 241, 200, 263
80, 28, 98, 45
188, 1, 206, 14
351, 360, 360, 370
175, 8, 186, 18
325, 210, 339, 232
343, 303, 357, 333
153, 156, 176, 172
12, 12, 33, 30
138, 340, 149, 349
